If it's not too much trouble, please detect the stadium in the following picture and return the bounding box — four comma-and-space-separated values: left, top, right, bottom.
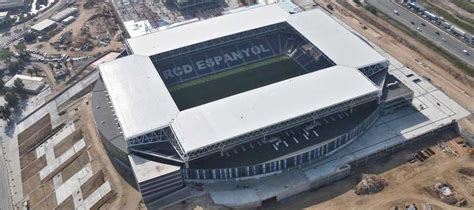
92, 4, 394, 207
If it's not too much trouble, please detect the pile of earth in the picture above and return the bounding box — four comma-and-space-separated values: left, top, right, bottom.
355, 174, 388, 195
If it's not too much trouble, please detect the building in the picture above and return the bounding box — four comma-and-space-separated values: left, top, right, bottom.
123, 20, 155, 38
92, 4, 413, 208
0, 0, 24, 11
50, 7, 78, 22
31, 19, 57, 33
171, 0, 221, 10
5, 74, 46, 94
0, 11, 8, 19
61, 16, 75, 25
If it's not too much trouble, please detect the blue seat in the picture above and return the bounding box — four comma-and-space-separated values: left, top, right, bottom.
206, 48, 229, 72
174, 57, 198, 82
251, 38, 275, 59
295, 52, 313, 66
189, 52, 213, 76
265, 34, 281, 54
155, 60, 183, 86
220, 44, 244, 67
239, 41, 260, 63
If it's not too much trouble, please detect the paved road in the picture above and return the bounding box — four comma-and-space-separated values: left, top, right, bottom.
0, 119, 12, 210
367, 0, 474, 67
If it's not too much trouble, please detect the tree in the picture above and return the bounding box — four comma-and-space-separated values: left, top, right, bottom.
0, 79, 4, 91
14, 42, 26, 52
23, 32, 37, 43
8, 60, 21, 74
27, 68, 33, 76
5, 92, 19, 108
32, 66, 41, 76
18, 51, 30, 61
365, 5, 378, 15
13, 78, 24, 92
0, 105, 10, 120
353, 0, 362, 6
0, 16, 13, 30
0, 48, 12, 63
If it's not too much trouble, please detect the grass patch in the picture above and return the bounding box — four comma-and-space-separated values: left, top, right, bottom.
450, 0, 474, 13
169, 56, 306, 110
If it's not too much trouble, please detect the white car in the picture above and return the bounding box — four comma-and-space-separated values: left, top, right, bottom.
416, 27, 421, 31
463, 50, 469, 55
393, 10, 399, 15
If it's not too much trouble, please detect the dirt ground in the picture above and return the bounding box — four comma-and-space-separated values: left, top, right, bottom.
318, 0, 474, 113
75, 94, 144, 210
264, 134, 474, 210
29, 1, 123, 57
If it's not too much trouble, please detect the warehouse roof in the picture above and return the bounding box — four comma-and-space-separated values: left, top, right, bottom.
31, 19, 56, 32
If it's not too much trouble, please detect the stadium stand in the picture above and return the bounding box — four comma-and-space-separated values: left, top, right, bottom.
153, 27, 336, 87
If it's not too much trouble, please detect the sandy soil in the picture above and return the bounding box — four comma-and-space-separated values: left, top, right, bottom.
264, 135, 474, 210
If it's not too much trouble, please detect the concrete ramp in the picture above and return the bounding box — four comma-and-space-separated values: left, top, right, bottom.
210, 189, 260, 208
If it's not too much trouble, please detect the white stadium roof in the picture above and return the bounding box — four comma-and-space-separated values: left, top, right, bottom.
100, 5, 388, 153
126, 4, 386, 68
172, 66, 378, 153
100, 55, 179, 139
287, 9, 386, 68
126, 5, 289, 56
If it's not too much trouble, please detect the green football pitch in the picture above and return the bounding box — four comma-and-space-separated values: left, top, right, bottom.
169, 56, 306, 110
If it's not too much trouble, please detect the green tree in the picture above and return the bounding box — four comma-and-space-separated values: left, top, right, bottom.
18, 51, 30, 61
0, 16, 13, 30
23, 32, 37, 43
365, 5, 378, 15
8, 60, 21, 74
0, 49, 12, 63
0, 105, 10, 120
32, 66, 41, 76
5, 92, 19, 108
14, 42, 26, 52
13, 78, 24, 92
0, 79, 4, 91
27, 68, 33, 76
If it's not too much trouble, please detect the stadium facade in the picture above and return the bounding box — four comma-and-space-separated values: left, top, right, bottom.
92, 4, 400, 207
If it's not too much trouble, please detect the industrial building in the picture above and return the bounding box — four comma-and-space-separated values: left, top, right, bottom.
5, 74, 46, 94
92, 4, 469, 208
30, 19, 57, 33
0, 0, 24, 11
171, 0, 219, 10
50, 7, 78, 22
